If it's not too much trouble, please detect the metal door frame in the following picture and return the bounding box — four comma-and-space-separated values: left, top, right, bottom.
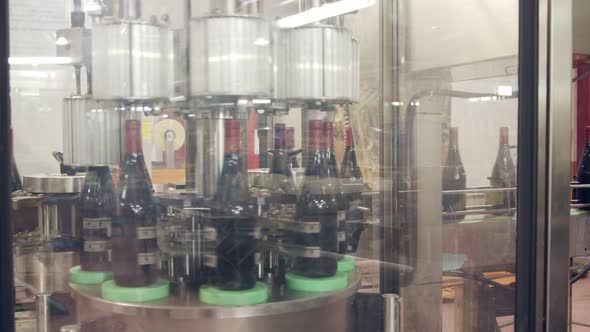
0, 0, 15, 331
516, 0, 572, 331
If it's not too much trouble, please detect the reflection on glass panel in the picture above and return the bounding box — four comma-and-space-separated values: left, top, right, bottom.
8, 0, 522, 331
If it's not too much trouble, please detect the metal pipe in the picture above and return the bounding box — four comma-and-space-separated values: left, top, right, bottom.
36, 294, 51, 332
303, 0, 322, 10
165, 130, 176, 169
383, 294, 400, 332
442, 208, 516, 217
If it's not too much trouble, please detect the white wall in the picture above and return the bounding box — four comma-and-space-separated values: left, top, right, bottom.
450, 75, 518, 188
10, 0, 71, 176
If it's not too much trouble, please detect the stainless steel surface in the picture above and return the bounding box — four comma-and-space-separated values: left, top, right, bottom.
71, 272, 358, 332
185, 115, 247, 197
14, 251, 78, 295
544, 0, 572, 330
60, 324, 81, 332
275, 25, 358, 102
75, 295, 353, 332
72, 271, 359, 319
569, 211, 590, 257
248, 168, 306, 189
190, 16, 272, 97
62, 97, 124, 166
23, 174, 85, 194
92, 21, 173, 100
56, 28, 91, 66
383, 294, 400, 332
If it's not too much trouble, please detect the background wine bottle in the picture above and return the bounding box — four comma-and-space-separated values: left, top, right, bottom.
211, 119, 257, 291
293, 119, 338, 278
286, 127, 299, 168
442, 127, 466, 220
486, 127, 517, 214
339, 125, 365, 253
577, 126, 590, 206
112, 119, 158, 287
268, 124, 297, 209
324, 120, 348, 252
80, 165, 114, 272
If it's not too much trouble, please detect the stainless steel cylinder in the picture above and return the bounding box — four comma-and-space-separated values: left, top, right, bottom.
190, 16, 272, 97
63, 97, 124, 166
71, 272, 359, 332
276, 25, 359, 102
185, 110, 248, 197
92, 21, 173, 100
383, 294, 401, 332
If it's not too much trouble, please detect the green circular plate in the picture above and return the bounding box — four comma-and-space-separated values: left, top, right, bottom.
69, 265, 112, 285
101, 279, 170, 303
199, 282, 270, 306
285, 272, 348, 293
337, 256, 356, 273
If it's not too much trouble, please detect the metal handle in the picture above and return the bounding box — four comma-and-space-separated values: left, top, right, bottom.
383, 293, 400, 332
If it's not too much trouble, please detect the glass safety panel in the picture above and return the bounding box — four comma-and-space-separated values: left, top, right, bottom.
7, 0, 520, 331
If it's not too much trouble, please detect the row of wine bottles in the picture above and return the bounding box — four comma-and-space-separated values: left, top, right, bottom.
80, 119, 159, 287
79, 115, 365, 291
443, 127, 517, 219
210, 115, 365, 290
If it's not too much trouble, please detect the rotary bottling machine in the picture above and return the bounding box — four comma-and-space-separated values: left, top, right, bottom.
13, 1, 375, 332
15, 0, 590, 332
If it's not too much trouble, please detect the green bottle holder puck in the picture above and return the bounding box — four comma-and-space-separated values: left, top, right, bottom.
69, 266, 113, 285
199, 282, 270, 306
337, 256, 356, 273
101, 279, 170, 303
285, 272, 348, 293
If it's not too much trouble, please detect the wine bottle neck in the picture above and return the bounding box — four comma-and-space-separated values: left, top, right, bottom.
124, 120, 143, 154
345, 127, 354, 148
224, 119, 241, 153
308, 120, 323, 151
324, 121, 335, 151
274, 124, 286, 149
286, 127, 295, 149
499, 127, 509, 146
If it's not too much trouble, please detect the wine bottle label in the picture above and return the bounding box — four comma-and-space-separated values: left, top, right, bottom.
281, 204, 296, 217
137, 226, 157, 240
337, 211, 346, 223
137, 252, 158, 265
337, 231, 346, 242
204, 254, 218, 268
203, 227, 217, 241
84, 240, 108, 252
83, 218, 112, 230
252, 227, 262, 239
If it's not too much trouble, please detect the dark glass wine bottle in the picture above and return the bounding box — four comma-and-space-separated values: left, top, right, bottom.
112, 119, 158, 287
324, 121, 339, 178
442, 127, 466, 220
577, 126, 590, 206
268, 124, 297, 210
80, 166, 115, 272
211, 119, 257, 291
293, 119, 338, 278
286, 127, 299, 168
339, 125, 365, 253
486, 127, 517, 214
